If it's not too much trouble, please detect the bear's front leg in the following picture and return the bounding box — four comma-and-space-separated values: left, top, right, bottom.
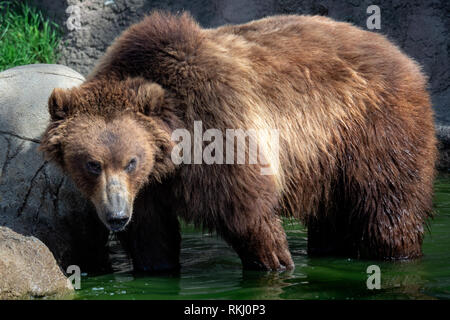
117, 185, 181, 272
207, 165, 294, 271
221, 212, 294, 271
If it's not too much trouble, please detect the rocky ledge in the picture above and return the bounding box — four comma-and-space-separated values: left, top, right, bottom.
0, 227, 73, 299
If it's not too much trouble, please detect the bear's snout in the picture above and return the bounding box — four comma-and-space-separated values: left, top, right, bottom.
105, 210, 130, 232
94, 176, 133, 232
102, 190, 131, 231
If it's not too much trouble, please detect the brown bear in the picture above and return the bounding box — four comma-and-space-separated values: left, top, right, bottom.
39, 12, 437, 272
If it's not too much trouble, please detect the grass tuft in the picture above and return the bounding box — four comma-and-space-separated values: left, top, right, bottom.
0, 1, 61, 71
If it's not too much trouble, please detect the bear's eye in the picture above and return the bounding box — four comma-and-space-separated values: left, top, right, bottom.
125, 158, 137, 173
86, 161, 102, 175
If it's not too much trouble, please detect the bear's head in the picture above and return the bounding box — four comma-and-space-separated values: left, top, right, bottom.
39, 78, 176, 231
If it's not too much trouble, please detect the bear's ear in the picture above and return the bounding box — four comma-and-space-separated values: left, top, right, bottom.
39, 88, 72, 167
134, 81, 165, 116
48, 88, 71, 121
38, 120, 67, 168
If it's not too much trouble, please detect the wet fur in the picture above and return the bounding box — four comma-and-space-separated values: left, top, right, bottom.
40, 12, 437, 270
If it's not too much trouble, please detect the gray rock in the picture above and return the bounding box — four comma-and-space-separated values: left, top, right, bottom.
0, 64, 84, 137
34, 0, 449, 126
436, 125, 450, 172
0, 64, 110, 272
0, 226, 73, 299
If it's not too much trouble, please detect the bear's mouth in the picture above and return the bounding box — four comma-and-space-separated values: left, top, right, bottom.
105, 209, 131, 231
95, 204, 132, 232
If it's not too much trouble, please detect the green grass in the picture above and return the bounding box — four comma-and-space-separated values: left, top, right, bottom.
0, 1, 61, 71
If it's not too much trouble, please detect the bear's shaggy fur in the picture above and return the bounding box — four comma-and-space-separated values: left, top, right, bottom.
40, 12, 437, 271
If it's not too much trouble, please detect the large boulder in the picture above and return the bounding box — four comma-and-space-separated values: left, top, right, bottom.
34, 0, 449, 127
0, 64, 110, 273
0, 227, 73, 299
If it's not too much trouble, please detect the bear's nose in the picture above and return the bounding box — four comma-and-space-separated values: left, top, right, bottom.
106, 211, 129, 231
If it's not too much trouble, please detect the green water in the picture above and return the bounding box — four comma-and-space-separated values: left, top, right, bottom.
76, 175, 450, 300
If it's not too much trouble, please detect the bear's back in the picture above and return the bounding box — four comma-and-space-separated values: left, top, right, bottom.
213, 14, 427, 102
